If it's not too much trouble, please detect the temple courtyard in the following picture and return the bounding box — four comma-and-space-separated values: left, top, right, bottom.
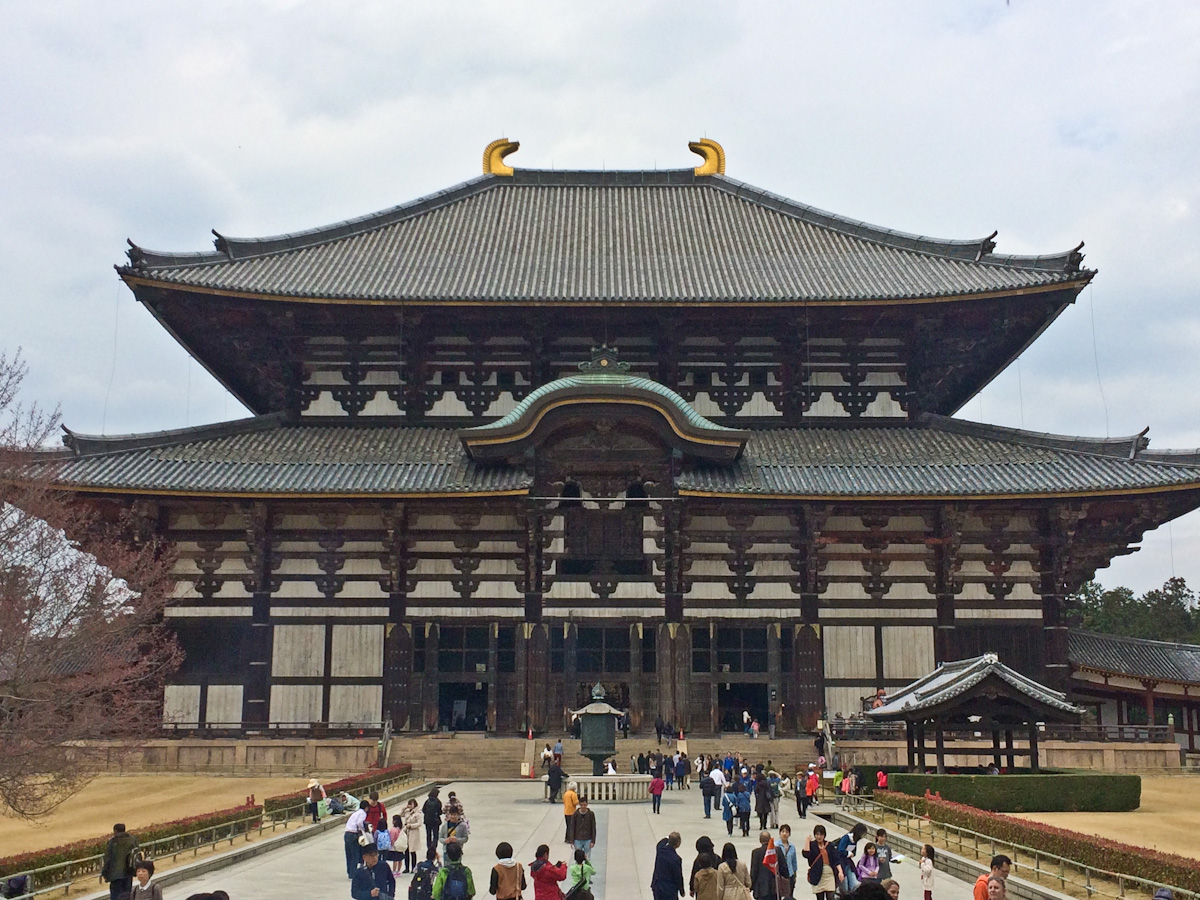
143, 780, 977, 900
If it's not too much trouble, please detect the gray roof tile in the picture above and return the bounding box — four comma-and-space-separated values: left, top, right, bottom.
1069, 629, 1200, 685
121, 171, 1090, 304
47, 414, 1200, 499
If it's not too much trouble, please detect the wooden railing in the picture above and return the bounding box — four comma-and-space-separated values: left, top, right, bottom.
831, 722, 1174, 743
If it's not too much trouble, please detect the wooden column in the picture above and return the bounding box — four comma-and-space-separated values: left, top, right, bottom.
934, 724, 946, 774
242, 503, 275, 729
629, 623, 643, 732
486, 624, 498, 732
1143, 681, 1158, 731
1004, 729, 1015, 770
1028, 722, 1040, 772
424, 624, 440, 732
906, 722, 916, 772
916, 725, 927, 771
991, 730, 1002, 770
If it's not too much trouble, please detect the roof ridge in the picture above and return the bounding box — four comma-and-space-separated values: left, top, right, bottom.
119, 168, 1090, 277
1071, 627, 1200, 653
923, 413, 1159, 461
61, 413, 286, 457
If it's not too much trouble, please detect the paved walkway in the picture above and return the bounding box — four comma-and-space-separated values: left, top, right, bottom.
166, 782, 979, 899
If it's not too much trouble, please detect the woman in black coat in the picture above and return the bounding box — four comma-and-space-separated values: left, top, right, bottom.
754, 778, 772, 830
421, 788, 443, 853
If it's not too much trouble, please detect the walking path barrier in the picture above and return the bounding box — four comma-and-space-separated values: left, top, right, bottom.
542, 774, 652, 802
830, 795, 1197, 900
6, 770, 425, 900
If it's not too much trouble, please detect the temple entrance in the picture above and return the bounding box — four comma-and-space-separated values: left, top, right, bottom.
439, 682, 489, 731
718, 682, 768, 733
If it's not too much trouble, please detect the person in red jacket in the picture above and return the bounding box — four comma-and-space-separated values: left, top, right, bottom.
531, 843, 568, 900
363, 790, 388, 834
649, 773, 666, 814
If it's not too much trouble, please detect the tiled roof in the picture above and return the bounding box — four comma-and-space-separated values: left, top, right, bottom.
120, 170, 1091, 304
677, 416, 1200, 497
868, 653, 1084, 718
47, 413, 1200, 499
1069, 629, 1200, 685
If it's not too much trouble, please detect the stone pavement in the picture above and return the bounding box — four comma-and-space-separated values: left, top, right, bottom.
166, 781, 979, 900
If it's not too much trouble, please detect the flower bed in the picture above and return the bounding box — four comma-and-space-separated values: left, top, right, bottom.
262, 763, 414, 813
876, 789, 1200, 891
887, 772, 1138, 812
0, 803, 259, 879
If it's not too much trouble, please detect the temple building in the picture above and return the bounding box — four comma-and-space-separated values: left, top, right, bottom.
47, 138, 1200, 736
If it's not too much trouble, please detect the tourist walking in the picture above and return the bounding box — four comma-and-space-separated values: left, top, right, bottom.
562, 781, 580, 843
750, 831, 789, 900
433, 842, 475, 900
489, 842, 527, 900
874, 830, 893, 883
572, 797, 598, 859
919, 845, 936, 900
834, 824, 867, 894
130, 860, 162, 900
754, 777, 771, 831
352, 846, 396, 900
801, 825, 841, 900
721, 783, 736, 836
364, 790, 388, 834
102, 824, 139, 900
344, 804, 369, 880
651, 832, 686, 900
547, 760, 568, 804
423, 789, 444, 857
715, 843, 750, 900
568, 847, 597, 900
690, 836, 721, 900
656, 715, 666, 746
973, 856, 1011, 900
735, 782, 752, 837
767, 772, 781, 829
777, 825, 798, 900
542, 744, 553, 770
530, 844, 568, 900
651, 771, 666, 813
410, 847, 441, 900
439, 806, 471, 856
403, 799, 424, 873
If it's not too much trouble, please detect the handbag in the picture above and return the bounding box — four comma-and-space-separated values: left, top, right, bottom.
393, 829, 409, 853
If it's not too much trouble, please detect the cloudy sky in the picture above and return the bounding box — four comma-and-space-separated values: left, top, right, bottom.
2, 2, 1198, 593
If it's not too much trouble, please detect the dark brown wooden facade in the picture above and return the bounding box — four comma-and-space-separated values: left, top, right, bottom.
50, 150, 1200, 735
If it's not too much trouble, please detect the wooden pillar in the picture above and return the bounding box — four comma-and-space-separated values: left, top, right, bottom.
1028, 722, 1040, 772
1004, 729, 1015, 770
565, 624, 578, 732
1143, 682, 1157, 732
991, 730, 1002, 770
630, 623, 643, 732
424, 624, 440, 732
934, 725, 946, 774
767, 624, 781, 736
916, 725, 927, 771
486, 624, 499, 733
906, 722, 916, 772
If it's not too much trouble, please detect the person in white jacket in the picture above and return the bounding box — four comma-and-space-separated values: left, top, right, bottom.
919, 844, 936, 900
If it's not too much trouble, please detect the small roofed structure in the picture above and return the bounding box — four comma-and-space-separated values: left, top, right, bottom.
867, 653, 1085, 772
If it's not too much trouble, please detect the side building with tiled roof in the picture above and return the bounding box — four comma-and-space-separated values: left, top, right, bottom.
42, 138, 1200, 736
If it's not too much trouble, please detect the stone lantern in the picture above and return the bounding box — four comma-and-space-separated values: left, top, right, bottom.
572, 682, 622, 776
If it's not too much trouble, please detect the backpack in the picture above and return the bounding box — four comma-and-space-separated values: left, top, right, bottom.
409, 862, 437, 900
443, 864, 471, 900
770, 781, 781, 799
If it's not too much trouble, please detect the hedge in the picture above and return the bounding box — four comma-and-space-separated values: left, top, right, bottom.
875, 789, 1200, 892
0, 803, 259, 879
887, 772, 1139, 812
262, 763, 414, 813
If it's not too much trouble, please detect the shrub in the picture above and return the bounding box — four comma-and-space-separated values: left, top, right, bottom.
887, 772, 1139, 812
0, 803, 259, 879
875, 789, 1200, 892
262, 763, 414, 813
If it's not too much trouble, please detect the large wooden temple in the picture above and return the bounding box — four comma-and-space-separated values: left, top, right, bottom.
49, 138, 1200, 736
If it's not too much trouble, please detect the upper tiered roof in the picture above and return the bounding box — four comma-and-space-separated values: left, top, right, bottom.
121, 168, 1090, 306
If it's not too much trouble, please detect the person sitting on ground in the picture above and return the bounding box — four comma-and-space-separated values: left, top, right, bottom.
341, 791, 362, 811
972, 856, 1011, 900
440, 806, 471, 855
129, 859, 162, 900
530, 844, 568, 900
489, 841, 527, 900
567, 847, 597, 900
433, 841, 474, 900
352, 845, 397, 900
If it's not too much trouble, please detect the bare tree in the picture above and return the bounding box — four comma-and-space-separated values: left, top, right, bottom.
0, 350, 180, 818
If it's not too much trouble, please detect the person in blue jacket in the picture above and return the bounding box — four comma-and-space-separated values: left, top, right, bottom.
734, 782, 752, 837
352, 846, 396, 900
835, 823, 868, 894
721, 783, 737, 836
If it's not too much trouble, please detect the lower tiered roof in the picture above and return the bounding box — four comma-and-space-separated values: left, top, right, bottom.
49, 412, 1200, 500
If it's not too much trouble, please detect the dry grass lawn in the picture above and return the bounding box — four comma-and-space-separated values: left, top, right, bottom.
1017, 775, 1199, 859
0, 774, 307, 858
